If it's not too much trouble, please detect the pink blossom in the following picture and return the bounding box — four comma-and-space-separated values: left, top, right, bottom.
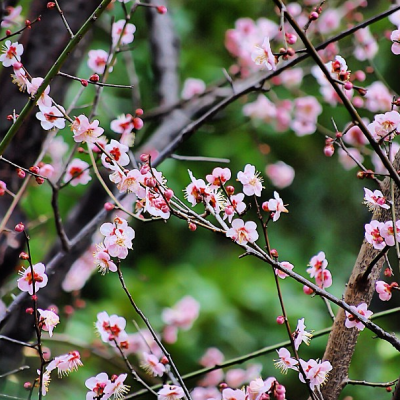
36, 105, 66, 130
251, 37, 276, 71
37, 370, 51, 397
376, 281, 398, 301
64, 158, 91, 186
112, 20, 136, 45
200, 347, 224, 367
38, 309, 60, 337
0, 40, 23, 67
191, 387, 221, 400
71, 114, 104, 143
353, 27, 378, 61
380, 220, 400, 246
100, 216, 135, 259
85, 372, 111, 400
306, 251, 327, 279
1, 6, 22, 28
141, 352, 166, 377
11, 66, 28, 91
291, 96, 322, 136
343, 123, 369, 147
93, 244, 117, 274
27, 77, 52, 108
101, 139, 130, 169
391, 29, 400, 55
365, 220, 386, 250
261, 191, 288, 222
242, 95, 277, 122
276, 68, 303, 88
345, 303, 373, 330
367, 111, 400, 142
206, 167, 231, 189
325, 55, 348, 80
226, 219, 259, 245
87, 49, 109, 74
95, 311, 128, 346
110, 114, 134, 135
181, 78, 206, 100
185, 171, 209, 206
274, 348, 297, 373
158, 385, 185, 400
223, 193, 246, 223
246, 378, 270, 400
0, 181, 6, 196
265, 161, 295, 189
299, 359, 332, 390
315, 268, 332, 289
237, 164, 263, 197
118, 169, 145, 198
364, 82, 393, 113
338, 148, 364, 170
39, 164, 55, 179
162, 296, 200, 330
104, 374, 130, 399
46, 351, 83, 376
17, 262, 48, 295
145, 189, 171, 220
222, 388, 245, 400
363, 188, 390, 211
275, 261, 294, 279
293, 318, 313, 350
317, 8, 341, 34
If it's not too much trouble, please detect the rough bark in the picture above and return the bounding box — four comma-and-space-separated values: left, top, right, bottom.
321, 154, 400, 400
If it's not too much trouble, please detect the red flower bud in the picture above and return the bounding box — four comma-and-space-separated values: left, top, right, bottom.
344, 81, 353, 91
29, 166, 40, 174
19, 252, 29, 260
276, 315, 285, 324
140, 153, 150, 163
35, 177, 45, 185
17, 168, 26, 178
104, 202, 115, 211
164, 189, 174, 200
160, 356, 169, 365
309, 11, 319, 20
6, 30, 11, 36
303, 285, 314, 295
25, 307, 34, 314
47, 2, 56, 8
188, 222, 197, 231
270, 249, 279, 258
156, 5, 167, 14
226, 185, 235, 195
135, 108, 144, 116
15, 223, 25, 232
133, 117, 144, 130
81, 79, 88, 87
89, 74, 99, 82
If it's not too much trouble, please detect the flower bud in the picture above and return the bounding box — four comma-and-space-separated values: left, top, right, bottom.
285, 33, 297, 45
23, 382, 33, 390
133, 117, 144, 130
276, 315, 285, 324
140, 153, 150, 163
31, 295, 38, 301
15, 223, 25, 232
188, 222, 197, 231
384, 267, 393, 277
303, 285, 314, 295
47, 2, 56, 8
35, 177, 45, 185
164, 189, 174, 200
309, 11, 319, 20
19, 252, 29, 260
335, 132, 342, 139
89, 74, 99, 82
261, 201, 270, 212
140, 164, 150, 175
135, 108, 144, 116
226, 185, 235, 195
161, 356, 169, 365
144, 177, 157, 188
13, 62, 23, 70
104, 202, 115, 211
219, 383, 228, 390
270, 249, 278, 258
29, 165, 40, 174
17, 168, 26, 178
25, 307, 34, 314
81, 79, 88, 87
156, 5, 167, 14
324, 144, 335, 157
344, 81, 353, 90
6, 30, 11, 36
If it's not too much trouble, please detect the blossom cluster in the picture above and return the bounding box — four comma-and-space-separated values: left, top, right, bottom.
365, 219, 400, 250
306, 251, 332, 289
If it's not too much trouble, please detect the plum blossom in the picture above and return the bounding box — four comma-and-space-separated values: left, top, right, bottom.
353, 27, 378, 61
39, 164, 55, 179
338, 148, 364, 171
158, 385, 185, 400
46, 351, 83, 376
380, 220, 400, 246
27, 77, 52, 108
274, 348, 297, 373
181, 78, 206, 100
364, 81, 393, 113
307, 251, 328, 278
391, 28, 400, 55
226, 219, 259, 245
100, 216, 135, 259
71, 114, 104, 143
245, 378, 270, 400
110, 114, 134, 135
141, 352, 166, 377
1, 6, 22, 28
11, 65, 28, 91
222, 388, 245, 400
191, 387, 221, 400
251, 37, 276, 70
37, 370, 51, 397
363, 188, 390, 211
376, 281, 398, 301
364, 220, 386, 250
345, 303, 373, 331
237, 164, 263, 197
0, 40, 23, 67
87, 49, 109, 74
38, 309, 60, 337
367, 111, 400, 142
265, 161, 295, 189
64, 158, 91, 186
112, 20, 136, 45
162, 296, 200, 331
223, 193, 246, 223
104, 374, 130, 399
101, 139, 130, 169
145, 189, 171, 220
85, 372, 111, 400
242, 95, 277, 123
315, 268, 332, 289
185, 171, 209, 206
95, 311, 128, 346
17, 262, 48, 295
299, 359, 332, 390
291, 96, 322, 136
325, 55, 348, 81
275, 261, 294, 279
36, 105, 66, 130
93, 244, 117, 274
293, 318, 313, 350
261, 191, 288, 222
118, 169, 145, 198
206, 167, 231, 189
200, 347, 224, 367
